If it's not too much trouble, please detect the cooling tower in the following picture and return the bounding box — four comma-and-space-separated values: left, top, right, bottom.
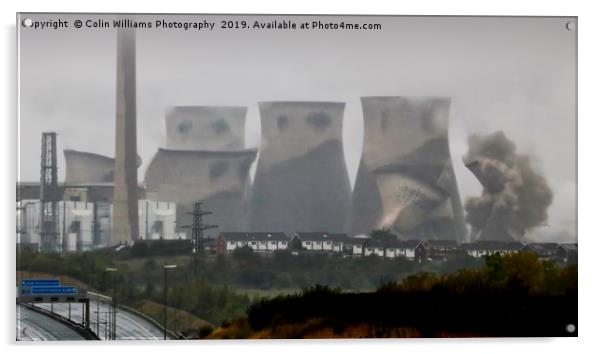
165, 106, 246, 151
350, 96, 467, 241
249, 101, 351, 235
64, 150, 141, 184
64, 150, 114, 184
144, 149, 257, 234
464, 159, 517, 242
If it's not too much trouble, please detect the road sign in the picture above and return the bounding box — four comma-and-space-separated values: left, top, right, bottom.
21, 286, 78, 295
21, 279, 60, 287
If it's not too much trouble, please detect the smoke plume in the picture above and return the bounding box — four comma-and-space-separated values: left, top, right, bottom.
463, 131, 553, 241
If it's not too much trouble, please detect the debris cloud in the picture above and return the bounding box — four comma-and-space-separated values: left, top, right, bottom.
464, 131, 553, 241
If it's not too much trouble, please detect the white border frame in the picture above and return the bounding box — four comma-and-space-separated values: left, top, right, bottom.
3, 1, 599, 353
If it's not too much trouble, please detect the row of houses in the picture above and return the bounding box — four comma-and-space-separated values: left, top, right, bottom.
215, 232, 578, 264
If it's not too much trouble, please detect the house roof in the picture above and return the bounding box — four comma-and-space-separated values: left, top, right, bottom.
363, 238, 392, 248
343, 237, 368, 245
400, 239, 423, 248
425, 239, 458, 248
220, 232, 288, 242
295, 232, 331, 241
523, 242, 559, 252
558, 243, 578, 251
295, 232, 367, 245
364, 239, 422, 249
295, 232, 348, 242
329, 233, 350, 242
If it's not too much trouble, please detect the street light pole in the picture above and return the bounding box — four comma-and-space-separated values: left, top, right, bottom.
163, 264, 177, 340
105, 267, 117, 340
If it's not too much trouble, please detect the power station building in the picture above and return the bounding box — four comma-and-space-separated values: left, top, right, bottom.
17, 198, 178, 252
19, 92, 474, 251
249, 101, 352, 235
350, 96, 467, 241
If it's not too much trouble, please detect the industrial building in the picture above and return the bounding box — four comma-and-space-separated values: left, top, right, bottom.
249, 101, 352, 235
17, 198, 178, 252
20, 36, 481, 252
350, 96, 467, 241
19, 96, 473, 251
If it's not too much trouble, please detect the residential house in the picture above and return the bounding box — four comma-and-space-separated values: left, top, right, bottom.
400, 240, 427, 262
293, 232, 343, 252
328, 233, 349, 252
459, 241, 524, 258
425, 239, 458, 260
521, 242, 559, 260
216, 232, 289, 255
363, 238, 386, 257
363, 238, 426, 262
556, 243, 578, 264
342, 236, 368, 256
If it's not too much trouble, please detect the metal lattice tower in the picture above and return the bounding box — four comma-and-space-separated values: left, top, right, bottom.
184, 202, 217, 273
39, 132, 59, 252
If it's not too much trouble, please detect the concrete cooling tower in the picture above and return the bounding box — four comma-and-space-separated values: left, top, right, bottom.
165, 106, 247, 151
144, 149, 258, 234
464, 159, 516, 242
64, 149, 142, 184
249, 101, 352, 235
350, 96, 467, 241
64, 150, 115, 184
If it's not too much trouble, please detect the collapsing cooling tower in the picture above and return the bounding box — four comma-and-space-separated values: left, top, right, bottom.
64, 149, 142, 184
249, 101, 352, 235
350, 97, 467, 241
64, 150, 115, 184
462, 131, 553, 242
146, 105, 255, 234
165, 106, 247, 151
144, 149, 258, 233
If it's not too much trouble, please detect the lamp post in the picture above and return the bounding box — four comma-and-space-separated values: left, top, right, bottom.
163, 264, 177, 340
105, 267, 117, 340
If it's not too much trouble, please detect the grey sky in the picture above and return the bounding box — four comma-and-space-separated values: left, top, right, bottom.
18, 14, 577, 241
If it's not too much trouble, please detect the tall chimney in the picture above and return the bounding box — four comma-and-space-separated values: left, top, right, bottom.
112, 28, 139, 245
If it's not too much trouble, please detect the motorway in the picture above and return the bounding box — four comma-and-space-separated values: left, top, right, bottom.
17, 304, 85, 341
35, 300, 166, 340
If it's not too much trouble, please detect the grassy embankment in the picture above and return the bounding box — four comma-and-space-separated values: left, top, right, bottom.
208, 252, 578, 339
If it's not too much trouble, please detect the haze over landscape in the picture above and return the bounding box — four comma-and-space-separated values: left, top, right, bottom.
19, 15, 576, 242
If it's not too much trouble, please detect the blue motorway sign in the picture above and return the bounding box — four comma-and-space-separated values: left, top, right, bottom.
21, 286, 78, 295
21, 279, 60, 287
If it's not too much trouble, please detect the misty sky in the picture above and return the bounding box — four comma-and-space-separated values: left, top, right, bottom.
18, 14, 577, 241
